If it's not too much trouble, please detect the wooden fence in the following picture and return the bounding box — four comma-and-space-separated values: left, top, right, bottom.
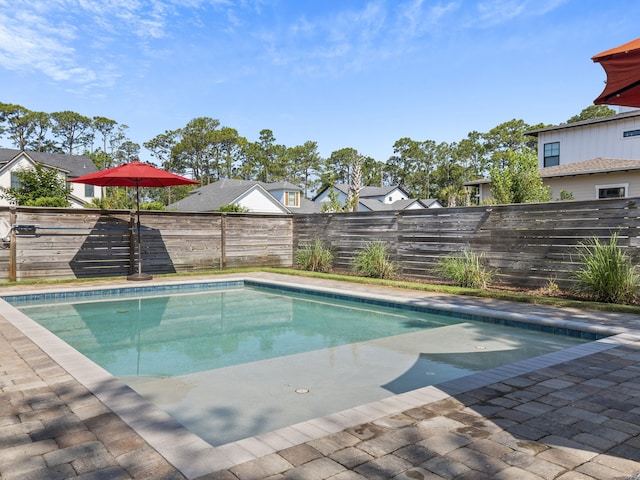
0, 197, 638, 287
293, 197, 640, 289
0, 207, 292, 281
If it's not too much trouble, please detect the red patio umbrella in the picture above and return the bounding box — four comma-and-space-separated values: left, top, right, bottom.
593, 37, 640, 108
70, 161, 198, 281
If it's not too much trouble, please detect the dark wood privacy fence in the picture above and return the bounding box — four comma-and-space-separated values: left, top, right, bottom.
0, 197, 638, 287
293, 197, 640, 289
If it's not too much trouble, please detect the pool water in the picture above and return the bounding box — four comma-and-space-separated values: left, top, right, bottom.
12, 283, 589, 446
16, 286, 466, 377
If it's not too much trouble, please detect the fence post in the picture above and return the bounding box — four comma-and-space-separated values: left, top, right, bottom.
220, 213, 227, 269
9, 206, 16, 282
128, 213, 135, 275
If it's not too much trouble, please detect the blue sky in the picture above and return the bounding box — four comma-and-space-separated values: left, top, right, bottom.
1, 0, 638, 163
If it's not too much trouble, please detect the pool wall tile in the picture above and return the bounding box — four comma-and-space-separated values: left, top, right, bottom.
2, 280, 245, 305
3, 276, 613, 342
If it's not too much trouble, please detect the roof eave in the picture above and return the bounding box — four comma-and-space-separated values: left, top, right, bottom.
526, 110, 640, 136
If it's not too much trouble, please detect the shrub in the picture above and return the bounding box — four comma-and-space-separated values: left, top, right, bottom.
215, 203, 249, 213
435, 249, 493, 289
295, 238, 333, 272
352, 241, 396, 279
560, 190, 574, 201
140, 201, 166, 211
573, 234, 639, 304
24, 196, 70, 207
541, 276, 561, 296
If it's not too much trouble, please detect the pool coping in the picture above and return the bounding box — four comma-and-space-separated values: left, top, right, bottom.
2, 273, 639, 479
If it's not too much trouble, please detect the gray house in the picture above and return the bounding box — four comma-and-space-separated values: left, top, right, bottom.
169, 179, 442, 213
313, 184, 442, 211
167, 179, 318, 213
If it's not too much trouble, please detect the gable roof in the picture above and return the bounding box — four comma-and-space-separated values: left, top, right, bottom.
342, 184, 409, 198
0, 148, 97, 177
465, 158, 640, 185
356, 198, 441, 211
358, 198, 392, 211
359, 185, 408, 198
419, 198, 443, 208
538, 157, 640, 178
313, 183, 409, 200
261, 180, 302, 192
526, 109, 640, 137
167, 179, 290, 213
294, 197, 322, 214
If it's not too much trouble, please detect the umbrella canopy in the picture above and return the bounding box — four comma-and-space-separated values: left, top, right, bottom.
593, 37, 640, 108
69, 161, 198, 188
70, 161, 198, 281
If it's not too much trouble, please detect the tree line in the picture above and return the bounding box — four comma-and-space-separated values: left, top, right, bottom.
0, 102, 616, 208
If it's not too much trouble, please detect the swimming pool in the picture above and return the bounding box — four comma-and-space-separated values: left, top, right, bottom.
5, 279, 595, 447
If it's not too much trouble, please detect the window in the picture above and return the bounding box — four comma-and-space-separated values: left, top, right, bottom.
10, 172, 21, 189
284, 191, 299, 207
84, 184, 95, 197
623, 129, 640, 138
597, 183, 627, 199
543, 142, 560, 167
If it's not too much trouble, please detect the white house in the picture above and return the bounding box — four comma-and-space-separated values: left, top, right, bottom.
467, 109, 640, 203
0, 149, 101, 207
313, 184, 442, 211
168, 180, 443, 213
167, 179, 318, 213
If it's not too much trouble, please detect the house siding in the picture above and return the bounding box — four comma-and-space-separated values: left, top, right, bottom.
0, 157, 32, 194
70, 182, 98, 205
545, 172, 639, 200
237, 188, 287, 213
382, 188, 408, 204
315, 186, 411, 208
0, 151, 101, 207
0, 157, 97, 207
314, 188, 348, 205
474, 171, 640, 203
537, 115, 640, 168
406, 203, 423, 210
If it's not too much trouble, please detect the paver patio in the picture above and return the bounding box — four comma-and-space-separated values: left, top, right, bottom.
2, 273, 640, 479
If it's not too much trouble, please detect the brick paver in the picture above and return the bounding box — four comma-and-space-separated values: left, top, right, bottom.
2, 273, 640, 479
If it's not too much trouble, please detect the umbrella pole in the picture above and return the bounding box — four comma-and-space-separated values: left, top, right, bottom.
127, 184, 152, 281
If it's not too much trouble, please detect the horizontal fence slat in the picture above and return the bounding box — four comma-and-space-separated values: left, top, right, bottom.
1, 197, 638, 288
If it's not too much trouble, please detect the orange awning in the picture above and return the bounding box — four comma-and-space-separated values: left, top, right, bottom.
592, 37, 640, 108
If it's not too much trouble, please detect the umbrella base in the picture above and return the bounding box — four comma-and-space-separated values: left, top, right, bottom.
127, 272, 153, 281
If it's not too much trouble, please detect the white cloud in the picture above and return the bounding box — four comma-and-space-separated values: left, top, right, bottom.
475, 0, 568, 27
395, 0, 460, 38
0, 0, 178, 86
0, 10, 83, 79
252, 1, 391, 76
0, 0, 572, 90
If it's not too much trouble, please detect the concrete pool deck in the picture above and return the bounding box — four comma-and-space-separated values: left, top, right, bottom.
1, 272, 640, 479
